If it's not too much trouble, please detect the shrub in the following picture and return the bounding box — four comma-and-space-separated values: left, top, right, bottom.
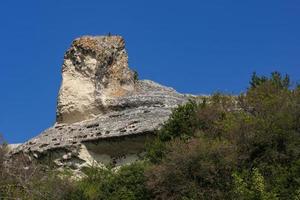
146, 95, 236, 163
0, 140, 75, 200
232, 168, 278, 200
133, 70, 139, 82
146, 100, 200, 163
146, 72, 300, 199
71, 162, 151, 200
250, 71, 290, 89
146, 137, 237, 200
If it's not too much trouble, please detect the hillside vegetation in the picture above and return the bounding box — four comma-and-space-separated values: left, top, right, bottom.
1, 72, 300, 200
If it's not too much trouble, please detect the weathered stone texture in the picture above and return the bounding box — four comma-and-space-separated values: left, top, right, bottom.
11, 35, 191, 168
57, 36, 135, 124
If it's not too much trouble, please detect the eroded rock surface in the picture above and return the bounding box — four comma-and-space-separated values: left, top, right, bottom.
12, 35, 191, 169
57, 36, 135, 124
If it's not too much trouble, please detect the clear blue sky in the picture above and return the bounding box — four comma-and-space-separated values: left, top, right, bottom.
0, 0, 299, 143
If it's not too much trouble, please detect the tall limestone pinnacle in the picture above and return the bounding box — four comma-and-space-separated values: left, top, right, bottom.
11, 35, 192, 169
57, 36, 135, 124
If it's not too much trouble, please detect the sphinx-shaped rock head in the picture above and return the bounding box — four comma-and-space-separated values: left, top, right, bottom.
56, 36, 135, 124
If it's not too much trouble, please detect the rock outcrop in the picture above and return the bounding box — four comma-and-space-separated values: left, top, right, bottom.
12, 35, 190, 169
57, 36, 135, 124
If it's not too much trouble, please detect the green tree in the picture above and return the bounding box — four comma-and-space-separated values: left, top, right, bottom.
71, 162, 151, 200
233, 168, 278, 200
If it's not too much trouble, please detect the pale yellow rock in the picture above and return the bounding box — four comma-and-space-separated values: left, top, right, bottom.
56, 36, 135, 124
11, 35, 190, 170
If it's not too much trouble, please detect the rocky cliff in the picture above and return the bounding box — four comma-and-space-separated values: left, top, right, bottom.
11, 35, 190, 169
57, 36, 136, 124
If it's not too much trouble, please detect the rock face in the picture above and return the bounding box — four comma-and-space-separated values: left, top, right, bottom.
57, 36, 135, 124
12, 35, 190, 169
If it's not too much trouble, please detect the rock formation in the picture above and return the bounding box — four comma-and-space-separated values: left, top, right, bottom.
57, 36, 135, 124
11, 35, 190, 169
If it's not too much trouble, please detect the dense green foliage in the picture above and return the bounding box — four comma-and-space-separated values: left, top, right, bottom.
145, 72, 300, 199
1, 72, 299, 199
0, 155, 75, 199
69, 162, 151, 200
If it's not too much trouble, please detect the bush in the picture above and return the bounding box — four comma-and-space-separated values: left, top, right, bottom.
133, 70, 139, 82
146, 72, 300, 199
0, 138, 75, 200
146, 137, 237, 200
146, 95, 236, 163
232, 168, 278, 200
71, 162, 151, 200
